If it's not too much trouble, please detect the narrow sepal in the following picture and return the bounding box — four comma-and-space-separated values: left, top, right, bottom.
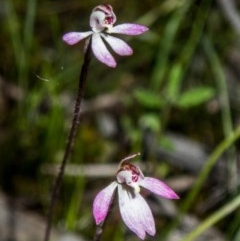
140, 177, 179, 199
93, 182, 118, 224
111, 23, 148, 35
62, 31, 92, 45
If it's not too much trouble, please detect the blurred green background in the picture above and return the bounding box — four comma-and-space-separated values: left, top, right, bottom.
1, 0, 240, 240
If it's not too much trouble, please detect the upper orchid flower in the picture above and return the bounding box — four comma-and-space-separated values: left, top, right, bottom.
62, 4, 148, 67
93, 154, 179, 240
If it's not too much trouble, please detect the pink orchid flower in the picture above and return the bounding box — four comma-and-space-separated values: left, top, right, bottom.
62, 4, 148, 67
93, 154, 179, 240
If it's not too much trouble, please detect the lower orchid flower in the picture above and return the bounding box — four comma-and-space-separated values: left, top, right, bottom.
93, 154, 179, 240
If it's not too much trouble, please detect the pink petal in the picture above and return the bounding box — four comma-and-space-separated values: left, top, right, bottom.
62, 31, 92, 45
140, 177, 179, 199
111, 23, 149, 35
118, 185, 156, 239
91, 33, 117, 67
93, 181, 117, 225
101, 34, 133, 56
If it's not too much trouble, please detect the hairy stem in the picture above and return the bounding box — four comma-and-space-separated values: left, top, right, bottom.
44, 41, 92, 241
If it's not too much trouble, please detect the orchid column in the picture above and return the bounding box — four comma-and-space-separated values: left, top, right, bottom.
44, 5, 148, 241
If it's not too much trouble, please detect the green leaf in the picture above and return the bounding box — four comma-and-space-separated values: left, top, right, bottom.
133, 89, 165, 109
139, 113, 161, 132
166, 63, 183, 102
177, 87, 215, 108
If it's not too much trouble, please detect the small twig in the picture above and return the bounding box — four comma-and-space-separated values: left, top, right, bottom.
43, 40, 92, 241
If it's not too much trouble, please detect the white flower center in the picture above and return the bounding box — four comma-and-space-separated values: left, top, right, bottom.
90, 4, 116, 33
116, 162, 144, 193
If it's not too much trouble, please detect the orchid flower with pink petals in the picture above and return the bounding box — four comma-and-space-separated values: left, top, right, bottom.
93, 154, 179, 240
62, 4, 148, 67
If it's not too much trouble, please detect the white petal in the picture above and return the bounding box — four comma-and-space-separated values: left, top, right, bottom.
93, 181, 118, 225
91, 33, 116, 67
118, 185, 156, 239
139, 177, 179, 199
101, 34, 133, 56
62, 31, 92, 45
111, 23, 149, 35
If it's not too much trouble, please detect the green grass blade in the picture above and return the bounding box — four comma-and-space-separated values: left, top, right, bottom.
181, 194, 240, 241
203, 36, 237, 192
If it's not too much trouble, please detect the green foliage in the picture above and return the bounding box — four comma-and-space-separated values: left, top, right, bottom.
133, 88, 165, 109
166, 63, 183, 102
1, 0, 240, 240
65, 176, 85, 230
139, 113, 161, 133
177, 86, 215, 108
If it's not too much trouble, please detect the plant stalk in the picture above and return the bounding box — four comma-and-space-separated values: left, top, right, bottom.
44, 40, 92, 241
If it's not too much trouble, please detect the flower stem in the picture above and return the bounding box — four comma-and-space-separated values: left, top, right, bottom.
44, 41, 92, 241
